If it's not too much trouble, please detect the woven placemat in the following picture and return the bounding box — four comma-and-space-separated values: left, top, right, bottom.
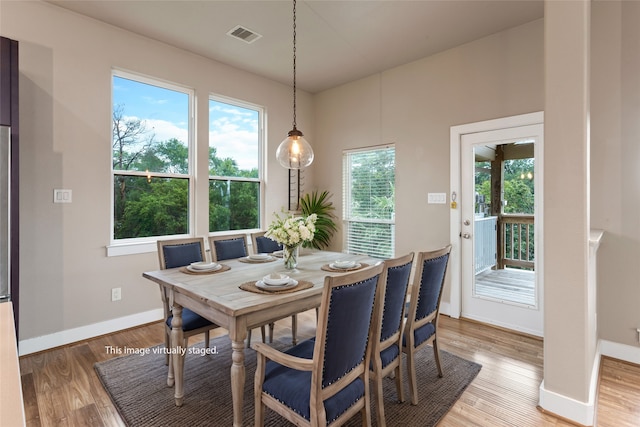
238, 257, 277, 264
239, 280, 314, 294
179, 264, 231, 275
321, 262, 369, 272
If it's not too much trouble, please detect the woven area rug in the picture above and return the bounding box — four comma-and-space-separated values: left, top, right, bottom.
95, 336, 481, 426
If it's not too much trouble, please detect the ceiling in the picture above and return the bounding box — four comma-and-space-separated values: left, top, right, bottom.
46, 0, 544, 94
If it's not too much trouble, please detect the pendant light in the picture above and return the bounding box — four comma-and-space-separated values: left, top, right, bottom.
276, 0, 314, 169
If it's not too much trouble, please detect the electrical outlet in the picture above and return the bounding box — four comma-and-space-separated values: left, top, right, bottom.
111, 287, 122, 302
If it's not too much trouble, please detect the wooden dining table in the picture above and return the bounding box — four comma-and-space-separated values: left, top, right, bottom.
142, 250, 380, 427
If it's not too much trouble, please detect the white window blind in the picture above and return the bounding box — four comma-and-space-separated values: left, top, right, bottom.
343, 145, 395, 258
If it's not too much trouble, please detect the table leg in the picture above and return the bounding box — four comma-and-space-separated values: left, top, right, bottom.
171, 304, 185, 407
231, 327, 247, 427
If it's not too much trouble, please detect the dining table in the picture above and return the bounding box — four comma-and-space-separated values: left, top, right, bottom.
142, 249, 381, 427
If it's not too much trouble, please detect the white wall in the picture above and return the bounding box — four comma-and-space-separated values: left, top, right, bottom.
0, 0, 314, 343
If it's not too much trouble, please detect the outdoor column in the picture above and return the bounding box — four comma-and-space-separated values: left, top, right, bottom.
540, 1, 596, 426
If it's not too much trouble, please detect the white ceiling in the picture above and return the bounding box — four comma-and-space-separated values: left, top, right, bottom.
46, 0, 544, 93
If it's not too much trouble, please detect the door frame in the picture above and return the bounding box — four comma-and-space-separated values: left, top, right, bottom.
449, 112, 544, 321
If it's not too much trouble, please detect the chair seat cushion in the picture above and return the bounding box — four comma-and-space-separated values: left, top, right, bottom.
166, 308, 213, 332
262, 339, 365, 423
370, 343, 400, 371
403, 322, 435, 348
380, 344, 400, 369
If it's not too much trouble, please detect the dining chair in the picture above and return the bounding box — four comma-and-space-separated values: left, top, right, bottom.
207, 233, 268, 346
254, 262, 386, 427
251, 230, 283, 255
250, 231, 298, 346
369, 252, 414, 427
208, 233, 249, 262
156, 238, 220, 368
402, 245, 452, 405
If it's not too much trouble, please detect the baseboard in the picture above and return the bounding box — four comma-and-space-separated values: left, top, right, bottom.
538, 341, 602, 426
538, 380, 595, 426
18, 309, 163, 356
599, 339, 640, 364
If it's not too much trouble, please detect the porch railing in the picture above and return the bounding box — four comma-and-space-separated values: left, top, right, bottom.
502, 214, 534, 270
474, 216, 497, 274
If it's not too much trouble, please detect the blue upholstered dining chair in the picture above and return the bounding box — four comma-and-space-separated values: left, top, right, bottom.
208, 233, 272, 347
253, 262, 386, 427
370, 252, 414, 427
250, 231, 298, 346
208, 233, 249, 262
156, 238, 220, 367
402, 245, 452, 405
251, 231, 283, 254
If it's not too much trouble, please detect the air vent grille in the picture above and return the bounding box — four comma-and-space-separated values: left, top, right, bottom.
227, 25, 262, 44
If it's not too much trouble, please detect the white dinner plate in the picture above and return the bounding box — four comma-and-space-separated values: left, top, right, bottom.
190, 261, 219, 270
272, 250, 284, 258
248, 254, 274, 261
262, 274, 290, 285
329, 262, 361, 270
186, 264, 222, 273
256, 279, 298, 291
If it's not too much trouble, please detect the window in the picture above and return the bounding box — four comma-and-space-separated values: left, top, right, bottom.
112, 72, 193, 241
209, 97, 262, 232
343, 145, 395, 258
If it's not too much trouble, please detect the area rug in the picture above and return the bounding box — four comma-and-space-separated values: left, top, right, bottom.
95, 336, 481, 426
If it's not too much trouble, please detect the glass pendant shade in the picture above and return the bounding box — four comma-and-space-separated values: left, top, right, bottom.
276, 128, 314, 169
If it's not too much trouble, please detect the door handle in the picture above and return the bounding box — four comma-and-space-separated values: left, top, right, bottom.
461, 233, 471, 239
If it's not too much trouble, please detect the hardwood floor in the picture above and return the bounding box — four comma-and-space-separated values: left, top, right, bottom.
18, 312, 640, 426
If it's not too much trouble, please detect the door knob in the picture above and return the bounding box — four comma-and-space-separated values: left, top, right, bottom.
463, 219, 471, 226
461, 233, 471, 239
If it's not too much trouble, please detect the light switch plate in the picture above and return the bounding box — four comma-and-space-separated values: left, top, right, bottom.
53, 189, 72, 203
427, 193, 446, 204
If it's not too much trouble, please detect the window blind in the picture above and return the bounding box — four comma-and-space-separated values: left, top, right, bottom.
342, 145, 395, 258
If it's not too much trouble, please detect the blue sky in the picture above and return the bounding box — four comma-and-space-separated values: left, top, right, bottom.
113, 75, 258, 171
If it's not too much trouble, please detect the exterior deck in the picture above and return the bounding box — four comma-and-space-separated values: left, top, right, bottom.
475, 268, 536, 307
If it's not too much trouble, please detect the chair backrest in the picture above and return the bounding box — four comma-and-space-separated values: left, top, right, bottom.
406, 245, 452, 325
312, 263, 385, 395
208, 234, 248, 261
157, 237, 206, 270
377, 253, 414, 344
251, 231, 283, 254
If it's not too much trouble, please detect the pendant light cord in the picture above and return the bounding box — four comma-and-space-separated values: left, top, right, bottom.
292, 0, 297, 130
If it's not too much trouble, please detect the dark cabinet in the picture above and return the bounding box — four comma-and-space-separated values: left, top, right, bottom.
0, 36, 20, 335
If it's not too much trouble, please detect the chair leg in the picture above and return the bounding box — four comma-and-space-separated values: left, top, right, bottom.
433, 337, 444, 378
374, 373, 387, 427
291, 315, 298, 345
247, 329, 252, 348
362, 380, 373, 427
406, 349, 419, 405
204, 330, 210, 349
268, 323, 274, 343
395, 362, 404, 403
261, 325, 267, 343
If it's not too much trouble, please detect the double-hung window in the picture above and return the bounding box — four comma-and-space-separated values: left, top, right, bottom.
342, 145, 395, 258
208, 97, 262, 232
111, 71, 193, 242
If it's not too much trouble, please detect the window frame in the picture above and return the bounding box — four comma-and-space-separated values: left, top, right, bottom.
207, 94, 265, 236
108, 70, 195, 256
342, 144, 396, 258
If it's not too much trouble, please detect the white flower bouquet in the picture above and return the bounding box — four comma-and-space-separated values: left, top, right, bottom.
265, 212, 318, 247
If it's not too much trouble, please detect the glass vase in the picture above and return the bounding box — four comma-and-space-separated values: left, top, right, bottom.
283, 244, 300, 270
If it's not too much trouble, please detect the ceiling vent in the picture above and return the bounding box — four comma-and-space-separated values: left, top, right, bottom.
227, 25, 262, 44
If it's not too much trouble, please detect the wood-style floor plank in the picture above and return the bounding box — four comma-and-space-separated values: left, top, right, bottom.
18, 313, 640, 426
